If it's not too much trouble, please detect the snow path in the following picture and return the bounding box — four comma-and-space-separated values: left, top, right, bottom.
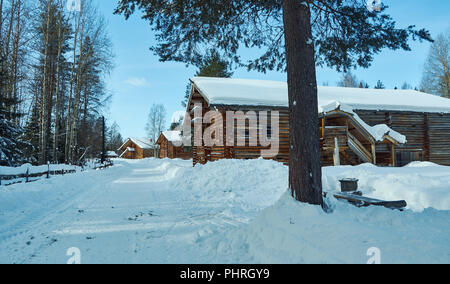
0, 159, 248, 264
1, 158, 448, 264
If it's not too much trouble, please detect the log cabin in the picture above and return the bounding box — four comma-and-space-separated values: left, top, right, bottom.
118, 138, 156, 159
156, 131, 192, 160
186, 77, 450, 167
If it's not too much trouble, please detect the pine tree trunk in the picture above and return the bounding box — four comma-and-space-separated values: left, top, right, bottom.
282, 0, 323, 206
69, 18, 85, 164
5, 0, 15, 115
0, 0, 4, 54
65, 12, 81, 163
81, 83, 88, 150
39, 0, 52, 165
11, 0, 21, 125
53, 6, 63, 163
0, 0, 3, 41
0, 0, 4, 105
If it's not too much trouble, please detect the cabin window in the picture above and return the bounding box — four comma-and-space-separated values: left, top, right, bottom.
395, 150, 423, 167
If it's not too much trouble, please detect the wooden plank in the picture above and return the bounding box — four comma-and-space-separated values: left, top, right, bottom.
391, 144, 396, 167
334, 192, 407, 210
347, 134, 372, 163
371, 143, 377, 165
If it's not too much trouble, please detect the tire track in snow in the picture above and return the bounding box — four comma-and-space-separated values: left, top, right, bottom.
0, 166, 126, 263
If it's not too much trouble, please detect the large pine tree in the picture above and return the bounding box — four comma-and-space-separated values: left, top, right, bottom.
0, 91, 27, 166
0, 112, 27, 166
182, 50, 233, 107
115, 0, 432, 207
0, 40, 27, 166
22, 99, 41, 163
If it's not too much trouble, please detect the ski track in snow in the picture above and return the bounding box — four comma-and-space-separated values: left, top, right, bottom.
0, 159, 250, 264
1, 158, 449, 264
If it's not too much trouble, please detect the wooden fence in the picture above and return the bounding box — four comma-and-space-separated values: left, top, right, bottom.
0, 162, 113, 187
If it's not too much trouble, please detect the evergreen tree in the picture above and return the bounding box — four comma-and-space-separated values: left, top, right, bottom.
0, 35, 27, 166
169, 121, 180, 131
0, 50, 23, 122
22, 100, 41, 163
375, 80, 386, 89
182, 50, 233, 107
401, 82, 413, 90
169, 115, 184, 131
0, 0, 113, 166
116, 0, 432, 206
359, 81, 370, 88
0, 110, 27, 166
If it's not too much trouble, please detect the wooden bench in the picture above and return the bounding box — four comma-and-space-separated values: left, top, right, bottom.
333, 192, 407, 210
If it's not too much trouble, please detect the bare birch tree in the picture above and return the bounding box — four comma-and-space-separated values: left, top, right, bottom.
421, 30, 450, 98
1, 0, 114, 166
146, 104, 167, 143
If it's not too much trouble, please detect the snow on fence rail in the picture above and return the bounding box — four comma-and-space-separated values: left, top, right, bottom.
0, 161, 113, 187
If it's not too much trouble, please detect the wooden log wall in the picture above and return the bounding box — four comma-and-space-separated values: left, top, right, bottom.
159, 138, 169, 158
356, 110, 450, 166
428, 113, 450, 165
214, 108, 290, 164
189, 86, 450, 167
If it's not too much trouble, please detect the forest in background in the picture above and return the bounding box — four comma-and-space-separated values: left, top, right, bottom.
2, 0, 448, 168
0, 0, 122, 167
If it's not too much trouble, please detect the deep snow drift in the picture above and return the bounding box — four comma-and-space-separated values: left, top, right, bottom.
0, 158, 448, 264
230, 192, 450, 264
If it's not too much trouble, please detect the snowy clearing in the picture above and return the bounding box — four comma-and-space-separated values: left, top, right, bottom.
0, 158, 449, 264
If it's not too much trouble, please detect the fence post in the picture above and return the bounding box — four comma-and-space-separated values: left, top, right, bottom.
0, 175, 2, 186
47, 162, 50, 179
26, 168, 29, 183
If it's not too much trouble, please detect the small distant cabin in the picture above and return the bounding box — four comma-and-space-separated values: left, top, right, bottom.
118, 138, 156, 159
156, 131, 192, 160
186, 77, 450, 167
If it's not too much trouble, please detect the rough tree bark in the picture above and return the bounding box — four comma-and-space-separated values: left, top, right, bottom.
282, 0, 323, 206
69, 16, 85, 163
65, 11, 80, 163
39, 0, 52, 165
4, 0, 15, 114
53, 3, 65, 163
0, 0, 3, 40
10, 0, 20, 125
0, 0, 3, 104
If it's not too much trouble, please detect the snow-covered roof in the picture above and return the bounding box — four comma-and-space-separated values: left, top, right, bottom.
161, 131, 183, 143
107, 151, 119, 157
322, 101, 406, 144
118, 138, 155, 151
190, 77, 450, 113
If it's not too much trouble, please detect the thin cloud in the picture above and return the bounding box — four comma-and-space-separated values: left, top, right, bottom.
125, 77, 150, 87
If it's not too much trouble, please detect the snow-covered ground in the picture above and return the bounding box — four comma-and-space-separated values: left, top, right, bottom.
0, 158, 448, 264
0, 163, 80, 176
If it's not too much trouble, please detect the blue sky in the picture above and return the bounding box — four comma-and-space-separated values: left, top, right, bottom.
98, 0, 450, 139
